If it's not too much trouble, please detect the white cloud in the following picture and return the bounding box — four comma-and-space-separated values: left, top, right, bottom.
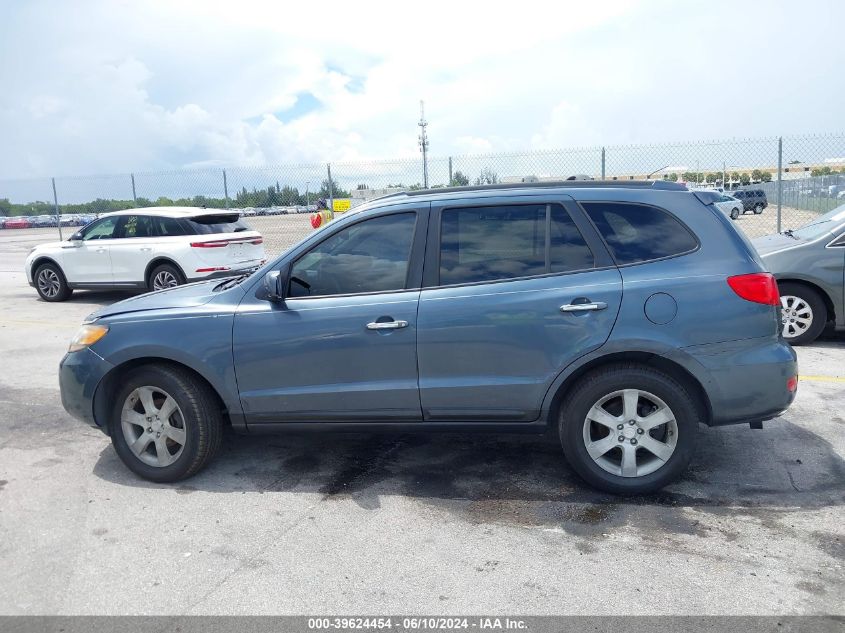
0, 0, 842, 188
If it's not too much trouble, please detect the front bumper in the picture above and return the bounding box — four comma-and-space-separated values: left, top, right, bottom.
685, 336, 797, 426
59, 348, 114, 433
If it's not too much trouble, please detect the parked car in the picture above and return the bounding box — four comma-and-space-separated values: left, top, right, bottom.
4, 217, 31, 229
25, 207, 266, 302
58, 181, 797, 493
713, 193, 744, 220
752, 204, 845, 344
732, 189, 768, 214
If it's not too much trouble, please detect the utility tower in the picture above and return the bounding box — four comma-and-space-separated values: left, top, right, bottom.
418, 100, 429, 189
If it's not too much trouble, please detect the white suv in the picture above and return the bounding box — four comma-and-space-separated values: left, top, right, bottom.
25, 207, 266, 301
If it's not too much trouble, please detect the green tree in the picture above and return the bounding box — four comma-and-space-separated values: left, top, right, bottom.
740, 173, 751, 185
0, 198, 11, 216
450, 170, 470, 186
759, 171, 772, 183
705, 173, 719, 184
474, 168, 498, 185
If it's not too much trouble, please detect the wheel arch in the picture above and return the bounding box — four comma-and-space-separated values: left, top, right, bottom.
144, 257, 187, 287
93, 357, 235, 435
544, 350, 713, 429
776, 277, 835, 323
30, 255, 64, 278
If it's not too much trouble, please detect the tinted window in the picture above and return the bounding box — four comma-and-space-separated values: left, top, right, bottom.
119, 215, 154, 238
440, 205, 546, 285
289, 213, 416, 298
81, 216, 119, 240
582, 202, 697, 265
184, 214, 249, 234
151, 216, 188, 237
549, 205, 595, 273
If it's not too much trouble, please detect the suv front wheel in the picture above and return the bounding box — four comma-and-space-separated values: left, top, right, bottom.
110, 364, 223, 482
559, 364, 699, 494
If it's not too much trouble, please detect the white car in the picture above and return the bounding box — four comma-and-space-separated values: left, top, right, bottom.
25, 207, 266, 302
713, 194, 744, 220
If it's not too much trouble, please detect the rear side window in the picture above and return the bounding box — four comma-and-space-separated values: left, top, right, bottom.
439, 204, 594, 285
184, 214, 249, 235
151, 216, 189, 237
582, 202, 698, 266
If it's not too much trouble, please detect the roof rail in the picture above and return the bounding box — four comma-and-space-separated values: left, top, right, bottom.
400, 179, 687, 197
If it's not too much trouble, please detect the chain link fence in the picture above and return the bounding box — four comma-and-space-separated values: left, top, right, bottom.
2, 134, 843, 254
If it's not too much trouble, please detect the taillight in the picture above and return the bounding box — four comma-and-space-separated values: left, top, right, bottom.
786, 376, 798, 392
249, 237, 263, 245
727, 273, 780, 305
190, 240, 229, 248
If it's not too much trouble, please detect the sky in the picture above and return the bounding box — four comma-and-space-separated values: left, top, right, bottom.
1, 0, 843, 183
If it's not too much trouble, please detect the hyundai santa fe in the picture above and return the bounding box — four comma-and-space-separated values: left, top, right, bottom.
59, 181, 797, 494
26, 207, 265, 301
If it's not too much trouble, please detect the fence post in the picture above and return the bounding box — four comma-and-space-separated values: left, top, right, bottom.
51, 177, 62, 240
222, 169, 229, 209
448, 156, 453, 185
327, 163, 333, 212
601, 147, 606, 179
131, 173, 137, 205
777, 137, 783, 233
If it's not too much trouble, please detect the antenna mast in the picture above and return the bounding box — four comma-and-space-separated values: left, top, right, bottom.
418, 100, 429, 189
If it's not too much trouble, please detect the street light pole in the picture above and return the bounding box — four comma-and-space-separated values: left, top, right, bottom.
418, 100, 429, 189
305, 181, 310, 211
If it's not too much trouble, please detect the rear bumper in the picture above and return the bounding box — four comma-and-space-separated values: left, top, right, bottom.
59, 348, 114, 433
186, 261, 263, 283
684, 336, 797, 426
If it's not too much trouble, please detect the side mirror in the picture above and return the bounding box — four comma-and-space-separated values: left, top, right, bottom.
262, 269, 286, 302
69, 232, 82, 242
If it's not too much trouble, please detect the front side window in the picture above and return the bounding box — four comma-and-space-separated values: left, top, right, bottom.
582, 202, 698, 265
81, 216, 119, 241
439, 204, 595, 285
289, 213, 417, 298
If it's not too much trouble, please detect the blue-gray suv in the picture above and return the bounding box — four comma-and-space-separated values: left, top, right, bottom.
59, 181, 798, 494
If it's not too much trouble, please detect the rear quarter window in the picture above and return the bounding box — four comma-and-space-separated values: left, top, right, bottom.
184, 214, 250, 235
581, 201, 698, 265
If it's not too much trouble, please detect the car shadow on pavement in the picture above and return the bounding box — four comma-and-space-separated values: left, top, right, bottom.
92, 417, 845, 539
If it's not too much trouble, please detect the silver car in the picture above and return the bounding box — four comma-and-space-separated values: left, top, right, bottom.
753, 205, 845, 344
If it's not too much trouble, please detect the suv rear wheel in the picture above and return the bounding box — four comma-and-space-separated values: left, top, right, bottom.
559, 364, 699, 494
110, 364, 223, 482
148, 263, 185, 292
778, 282, 826, 345
753, 203, 765, 214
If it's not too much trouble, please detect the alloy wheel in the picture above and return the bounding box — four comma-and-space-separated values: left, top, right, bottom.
153, 270, 179, 291
37, 268, 61, 298
120, 386, 187, 467
582, 388, 678, 478
780, 294, 813, 339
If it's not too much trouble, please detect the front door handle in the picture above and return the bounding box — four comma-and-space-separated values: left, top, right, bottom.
140, 247, 152, 252
560, 302, 607, 313
366, 320, 409, 330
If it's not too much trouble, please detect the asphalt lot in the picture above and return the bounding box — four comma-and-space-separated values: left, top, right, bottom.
0, 225, 843, 615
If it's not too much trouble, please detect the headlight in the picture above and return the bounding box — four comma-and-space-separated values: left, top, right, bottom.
68, 324, 109, 352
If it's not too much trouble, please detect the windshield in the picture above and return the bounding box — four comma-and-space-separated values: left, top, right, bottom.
791, 204, 845, 240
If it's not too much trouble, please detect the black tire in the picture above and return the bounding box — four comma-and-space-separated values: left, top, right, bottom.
34, 262, 72, 302
753, 203, 764, 214
148, 262, 185, 292
109, 364, 223, 482
778, 282, 827, 345
559, 364, 700, 495
730, 207, 740, 220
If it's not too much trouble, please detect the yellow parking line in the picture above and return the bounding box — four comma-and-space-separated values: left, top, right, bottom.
800, 375, 845, 384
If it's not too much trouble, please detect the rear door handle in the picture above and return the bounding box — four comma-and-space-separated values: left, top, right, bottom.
366, 320, 409, 330
140, 247, 152, 252
560, 302, 607, 313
